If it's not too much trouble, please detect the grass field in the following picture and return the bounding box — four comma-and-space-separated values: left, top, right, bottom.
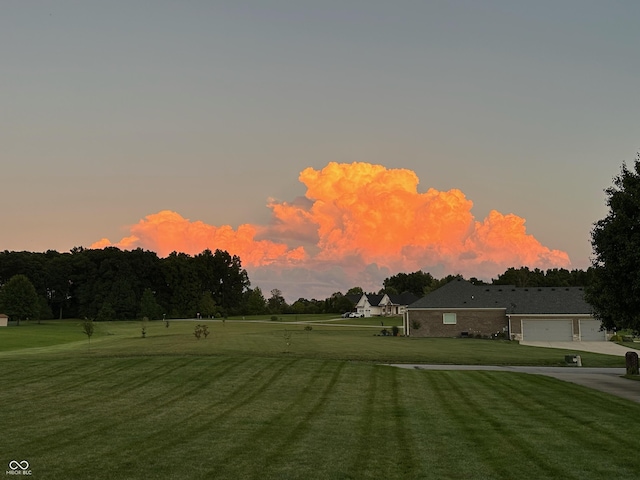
1, 319, 638, 479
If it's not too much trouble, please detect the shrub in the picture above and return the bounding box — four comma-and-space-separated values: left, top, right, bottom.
391, 326, 399, 336
194, 324, 210, 340
271, 315, 278, 322
141, 317, 149, 338
410, 320, 421, 330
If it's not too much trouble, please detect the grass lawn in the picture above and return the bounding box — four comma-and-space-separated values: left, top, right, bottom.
0, 320, 636, 479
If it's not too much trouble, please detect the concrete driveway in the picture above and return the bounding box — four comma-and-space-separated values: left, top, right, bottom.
389, 364, 640, 403
389, 342, 640, 402
519, 340, 634, 357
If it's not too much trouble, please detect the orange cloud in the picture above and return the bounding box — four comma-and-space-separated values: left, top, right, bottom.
266, 162, 569, 275
92, 162, 570, 294
92, 210, 306, 266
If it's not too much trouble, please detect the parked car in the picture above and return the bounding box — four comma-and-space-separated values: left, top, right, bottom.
349, 312, 364, 318
341, 312, 351, 318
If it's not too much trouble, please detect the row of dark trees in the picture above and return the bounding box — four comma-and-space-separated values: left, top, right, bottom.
0, 246, 364, 320
0, 247, 249, 320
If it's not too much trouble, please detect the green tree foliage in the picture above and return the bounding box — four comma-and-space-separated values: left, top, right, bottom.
198, 291, 218, 318
383, 271, 435, 297
290, 298, 320, 314
586, 157, 640, 332
38, 296, 54, 321
82, 319, 94, 344
162, 251, 201, 318
242, 287, 267, 315
140, 288, 163, 320
346, 286, 364, 296
96, 302, 116, 322
268, 289, 287, 314
327, 292, 355, 314
0, 274, 40, 325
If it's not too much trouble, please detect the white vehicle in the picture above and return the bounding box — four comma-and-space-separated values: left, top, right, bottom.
348, 312, 364, 318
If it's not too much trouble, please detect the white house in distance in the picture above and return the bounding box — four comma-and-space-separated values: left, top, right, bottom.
353, 292, 419, 317
0, 314, 8, 327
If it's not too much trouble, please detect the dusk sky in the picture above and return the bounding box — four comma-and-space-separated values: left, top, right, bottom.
3, 1, 639, 301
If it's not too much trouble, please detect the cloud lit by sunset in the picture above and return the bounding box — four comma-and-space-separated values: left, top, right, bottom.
92, 162, 570, 296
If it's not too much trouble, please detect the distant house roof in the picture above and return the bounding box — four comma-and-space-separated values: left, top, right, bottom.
346, 292, 420, 308
365, 294, 385, 306
409, 278, 591, 315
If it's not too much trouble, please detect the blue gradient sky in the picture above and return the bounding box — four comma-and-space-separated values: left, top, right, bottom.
2, 1, 638, 298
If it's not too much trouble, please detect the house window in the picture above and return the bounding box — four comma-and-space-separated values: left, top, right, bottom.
443, 313, 457, 325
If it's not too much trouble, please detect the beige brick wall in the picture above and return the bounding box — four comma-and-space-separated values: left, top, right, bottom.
407, 309, 507, 338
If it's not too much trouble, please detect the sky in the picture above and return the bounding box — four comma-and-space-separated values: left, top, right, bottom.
2, 1, 639, 301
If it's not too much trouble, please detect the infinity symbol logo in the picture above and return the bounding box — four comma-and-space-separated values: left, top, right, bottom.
8, 460, 29, 470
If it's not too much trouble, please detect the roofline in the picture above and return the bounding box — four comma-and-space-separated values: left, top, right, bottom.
408, 307, 506, 311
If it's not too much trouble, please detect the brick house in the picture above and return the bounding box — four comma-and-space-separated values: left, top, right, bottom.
404, 278, 605, 341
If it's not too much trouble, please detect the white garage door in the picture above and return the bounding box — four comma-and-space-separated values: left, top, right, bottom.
522, 319, 573, 341
579, 319, 606, 341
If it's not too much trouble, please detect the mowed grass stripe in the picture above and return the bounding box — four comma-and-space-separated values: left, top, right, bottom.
391, 369, 465, 480
257, 362, 346, 476
209, 361, 348, 479
426, 371, 507, 479
0, 357, 164, 443
207, 360, 337, 478
17, 357, 287, 479
480, 371, 631, 447
0, 359, 85, 388
14, 357, 206, 455
388, 366, 419, 478
475, 371, 638, 478
440, 371, 578, 480
71, 357, 301, 479
347, 364, 378, 478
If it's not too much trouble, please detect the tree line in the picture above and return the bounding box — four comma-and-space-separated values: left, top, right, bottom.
0, 245, 597, 323
0, 247, 249, 321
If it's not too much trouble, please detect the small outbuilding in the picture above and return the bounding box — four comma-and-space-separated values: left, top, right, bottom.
0, 314, 8, 327
404, 278, 606, 342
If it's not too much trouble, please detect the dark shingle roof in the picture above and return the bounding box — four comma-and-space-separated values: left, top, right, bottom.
409, 278, 591, 314
366, 294, 385, 306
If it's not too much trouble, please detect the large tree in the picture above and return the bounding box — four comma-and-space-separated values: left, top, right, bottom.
0, 274, 40, 325
585, 156, 640, 332
383, 270, 435, 297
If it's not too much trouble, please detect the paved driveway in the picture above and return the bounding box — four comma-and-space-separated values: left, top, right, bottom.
389, 364, 640, 403
519, 340, 633, 357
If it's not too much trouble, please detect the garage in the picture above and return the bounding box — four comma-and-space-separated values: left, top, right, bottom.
522, 319, 573, 341
579, 319, 606, 341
